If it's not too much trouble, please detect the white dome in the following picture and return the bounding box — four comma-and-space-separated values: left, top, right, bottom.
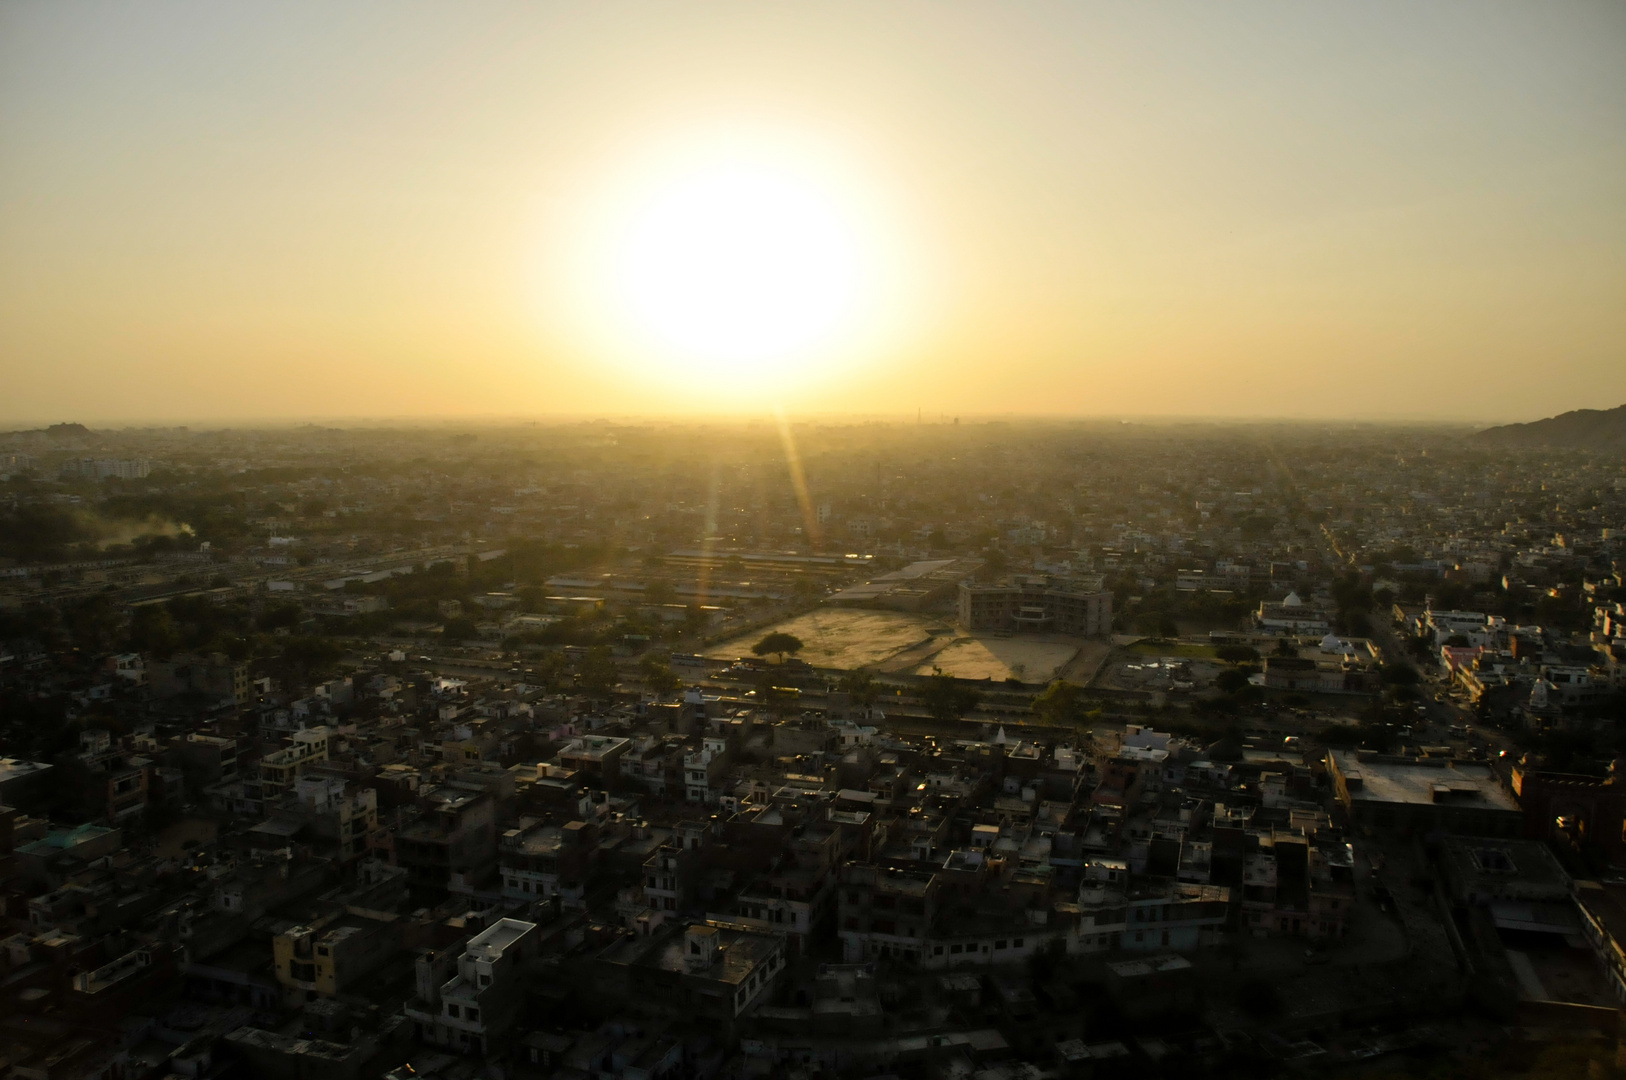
1283, 591, 1303, 607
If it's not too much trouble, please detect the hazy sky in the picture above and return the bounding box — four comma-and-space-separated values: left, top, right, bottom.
2, 1, 1623, 424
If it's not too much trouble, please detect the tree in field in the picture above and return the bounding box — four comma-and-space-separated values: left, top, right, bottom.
922, 668, 982, 723
1215, 644, 1261, 665
752, 632, 804, 663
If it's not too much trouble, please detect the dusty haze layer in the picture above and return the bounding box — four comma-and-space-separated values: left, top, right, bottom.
2, 1, 1623, 423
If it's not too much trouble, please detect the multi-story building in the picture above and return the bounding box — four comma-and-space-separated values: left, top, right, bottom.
1238, 834, 1353, 939
272, 909, 401, 1005
601, 921, 787, 1022
406, 918, 538, 1055
169, 732, 240, 790
838, 863, 940, 963
256, 726, 333, 798
1255, 592, 1331, 635
499, 819, 597, 906
957, 575, 1111, 636
558, 735, 631, 789
1074, 880, 1230, 953
270, 773, 380, 863
684, 738, 731, 804
77, 729, 150, 825
148, 652, 250, 705
393, 784, 498, 888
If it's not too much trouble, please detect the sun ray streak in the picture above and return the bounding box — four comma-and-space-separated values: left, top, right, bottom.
774, 407, 821, 552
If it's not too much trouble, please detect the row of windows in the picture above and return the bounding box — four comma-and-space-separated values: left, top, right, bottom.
936, 936, 1026, 956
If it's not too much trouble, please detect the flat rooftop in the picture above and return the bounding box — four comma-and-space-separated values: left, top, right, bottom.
468, 917, 535, 957
1331, 750, 1518, 812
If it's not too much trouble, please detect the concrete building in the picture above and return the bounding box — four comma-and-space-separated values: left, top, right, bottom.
499, 819, 597, 907
1255, 592, 1331, 635
1326, 750, 1522, 836
406, 917, 539, 1055
957, 575, 1111, 636
273, 909, 400, 1005
602, 921, 788, 1022
257, 726, 333, 798
826, 558, 981, 612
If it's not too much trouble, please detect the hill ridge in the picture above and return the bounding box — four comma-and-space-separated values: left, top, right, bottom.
1472, 404, 1626, 449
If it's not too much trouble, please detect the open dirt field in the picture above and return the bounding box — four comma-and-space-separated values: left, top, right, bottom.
707, 609, 951, 670
709, 609, 1085, 682
913, 636, 1079, 682
705, 611, 1086, 679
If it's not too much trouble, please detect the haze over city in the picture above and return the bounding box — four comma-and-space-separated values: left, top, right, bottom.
3, 1, 1624, 424
5, 6, 1626, 1080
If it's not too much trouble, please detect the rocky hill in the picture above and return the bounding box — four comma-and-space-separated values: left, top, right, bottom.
1472, 404, 1626, 450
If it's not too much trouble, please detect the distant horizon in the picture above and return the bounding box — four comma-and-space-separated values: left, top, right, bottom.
0, 409, 1559, 433
4, 3, 1623, 423
8, 400, 1626, 433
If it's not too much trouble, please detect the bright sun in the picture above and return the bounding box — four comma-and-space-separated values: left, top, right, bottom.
606, 158, 871, 386
538, 129, 915, 406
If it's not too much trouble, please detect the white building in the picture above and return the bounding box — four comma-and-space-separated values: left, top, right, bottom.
406, 918, 537, 1055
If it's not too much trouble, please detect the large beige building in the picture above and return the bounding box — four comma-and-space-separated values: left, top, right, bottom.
957, 575, 1111, 636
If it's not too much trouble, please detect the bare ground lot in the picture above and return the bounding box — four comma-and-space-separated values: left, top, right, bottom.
707, 609, 950, 670
912, 636, 1079, 682
708, 609, 1085, 682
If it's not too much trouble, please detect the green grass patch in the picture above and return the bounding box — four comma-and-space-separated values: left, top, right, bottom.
1125, 641, 1218, 659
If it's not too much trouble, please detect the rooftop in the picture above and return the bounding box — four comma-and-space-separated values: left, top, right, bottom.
1330, 750, 1519, 812
467, 917, 535, 958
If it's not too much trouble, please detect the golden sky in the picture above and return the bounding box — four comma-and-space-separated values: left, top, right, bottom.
2, 2, 1623, 424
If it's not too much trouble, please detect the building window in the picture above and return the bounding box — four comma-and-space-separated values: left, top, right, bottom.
446, 1004, 460, 1018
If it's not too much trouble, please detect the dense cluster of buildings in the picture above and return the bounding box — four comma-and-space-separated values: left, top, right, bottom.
1, 420, 1624, 1075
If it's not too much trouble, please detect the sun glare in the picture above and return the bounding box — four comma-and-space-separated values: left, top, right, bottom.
613, 164, 864, 378
539, 128, 913, 405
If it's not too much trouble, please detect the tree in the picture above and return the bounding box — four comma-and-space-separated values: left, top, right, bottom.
1380, 662, 1420, 686
752, 632, 804, 663
281, 635, 343, 676
1214, 667, 1253, 694
1032, 680, 1087, 726
922, 668, 981, 723
441, 616, 481, 643
840, 669, 881, 710
644, 580, 676, 607
683, 604, 711, 638
129, 605, 181, 657
1215, 644, 1261, 665
1272, 637, 1298, 658
578, 646, 619, 700
639, 652, 681, 697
